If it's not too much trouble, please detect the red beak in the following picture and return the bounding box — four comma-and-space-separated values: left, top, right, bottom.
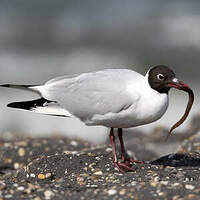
168, 78, 191, 92
166, 78, 194, 140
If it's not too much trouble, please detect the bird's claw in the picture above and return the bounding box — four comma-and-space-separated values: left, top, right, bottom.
114, 161, 135, 172
125, 158, 145, 164
121, 154, 145, 165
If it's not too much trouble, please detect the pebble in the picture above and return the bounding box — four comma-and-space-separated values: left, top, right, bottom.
77, 176, 85, 185
16, 141, 27, 146
14, 162, 20, 169
119, 188, 126, 195
38, 174, 45, 180
108, 189, 117, 196
160, 181, 168, 186
185, 184, 195, 190
45, 173, 52, 178
95, 157, 101, 161
93, 171, 103, 176
44, 190, 54, 200
154, 176, 160, 182
0, 181, 6, 190
131, 181, 137, 186
172, 183, 180, 187
18, 147, 25, 157
70, 141, 78, 147
30, 173, 36, 178
150, 181, 158, 187
17, 186, 25, 191
34, 197, 41, 200
106, 148, 112, 152
158, 192, 165, 196
4, 194, 13, 198
173, 195, 180, 200
88, 152, 95, 157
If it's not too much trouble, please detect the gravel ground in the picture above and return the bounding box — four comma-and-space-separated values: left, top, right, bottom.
0, 117, 200, 200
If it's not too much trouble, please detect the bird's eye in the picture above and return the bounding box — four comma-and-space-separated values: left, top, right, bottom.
157, 74, 165, 81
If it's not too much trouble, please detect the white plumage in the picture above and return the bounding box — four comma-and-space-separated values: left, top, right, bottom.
30, 69, 168, 128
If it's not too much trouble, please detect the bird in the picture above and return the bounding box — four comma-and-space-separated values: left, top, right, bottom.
0, 65, 194, 172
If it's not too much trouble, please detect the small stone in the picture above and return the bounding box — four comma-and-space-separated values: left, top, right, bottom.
71, 151, 78, 154
4, 158, 12, 164
185, 184, 195, 190
160, 181, 168, 186
158, 192, 165, 196
14, 162, 20, 169
4, 195, 12, 198
45, 173, 52, 178
108, 189, 117, 196
18, 147, 25, 157
106, 148, 112, 152
4, 143, 11, 147
89, 184, 98, 188
150, 181, 158, 187
88, 152, 95, 157
30, 173, 36, 178
0, 181, 6, 190
119, 189, 126, 195
154, 176, 160, 182
77, 176, 85, 185
95, 157, 101, 161
80, 173, 88, 177
44, 190, 54, 200
90, 175, 100, 181
89, 163, 96, 169
34, 197, 41, 200
16, 141, 27, 146
172, 183, 180, 187
131, 181, 137, 186
38, 174, 45, 180
187, 194, 196, 199
93, 171, 103, 176
17, 186, 25, 191
83, 167, 88, 171
63, 151, 71, 155
70, 140, 78, 146
173, 195, 180, 200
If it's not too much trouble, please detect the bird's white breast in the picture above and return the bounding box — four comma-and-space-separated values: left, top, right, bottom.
108, 78, 169, 128
87, 73, 169, 128
132, 85, 169, 126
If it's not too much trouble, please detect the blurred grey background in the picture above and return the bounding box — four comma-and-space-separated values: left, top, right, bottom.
0, 0, 199, 143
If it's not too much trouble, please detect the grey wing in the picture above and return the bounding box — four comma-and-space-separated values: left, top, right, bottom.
42, 70, 138, 121
45, 74, 80, 84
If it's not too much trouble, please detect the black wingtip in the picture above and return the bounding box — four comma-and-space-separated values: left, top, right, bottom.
7, 98, 53, 110
0, 84, 11, 88
7, 102, 29, 110
0, 84, 37, 89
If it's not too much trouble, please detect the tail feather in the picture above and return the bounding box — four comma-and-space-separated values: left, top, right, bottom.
0, 84, 40, 94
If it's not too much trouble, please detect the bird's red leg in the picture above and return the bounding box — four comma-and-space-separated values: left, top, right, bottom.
109, 128, 135, 172
118, 128, 144, 164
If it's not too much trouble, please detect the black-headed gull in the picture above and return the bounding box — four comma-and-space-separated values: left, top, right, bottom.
1, 65, 194, 172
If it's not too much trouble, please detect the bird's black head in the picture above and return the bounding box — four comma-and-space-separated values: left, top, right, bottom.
148, 65, 176, 94
147, 65, 194, 141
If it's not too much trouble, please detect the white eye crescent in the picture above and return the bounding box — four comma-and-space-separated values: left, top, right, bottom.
157, 73, 165, 81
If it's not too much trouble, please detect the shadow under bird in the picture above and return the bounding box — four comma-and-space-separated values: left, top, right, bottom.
0, 65, 194, 172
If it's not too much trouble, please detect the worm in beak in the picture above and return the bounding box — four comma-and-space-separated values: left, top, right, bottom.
166, 78, 194, 140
